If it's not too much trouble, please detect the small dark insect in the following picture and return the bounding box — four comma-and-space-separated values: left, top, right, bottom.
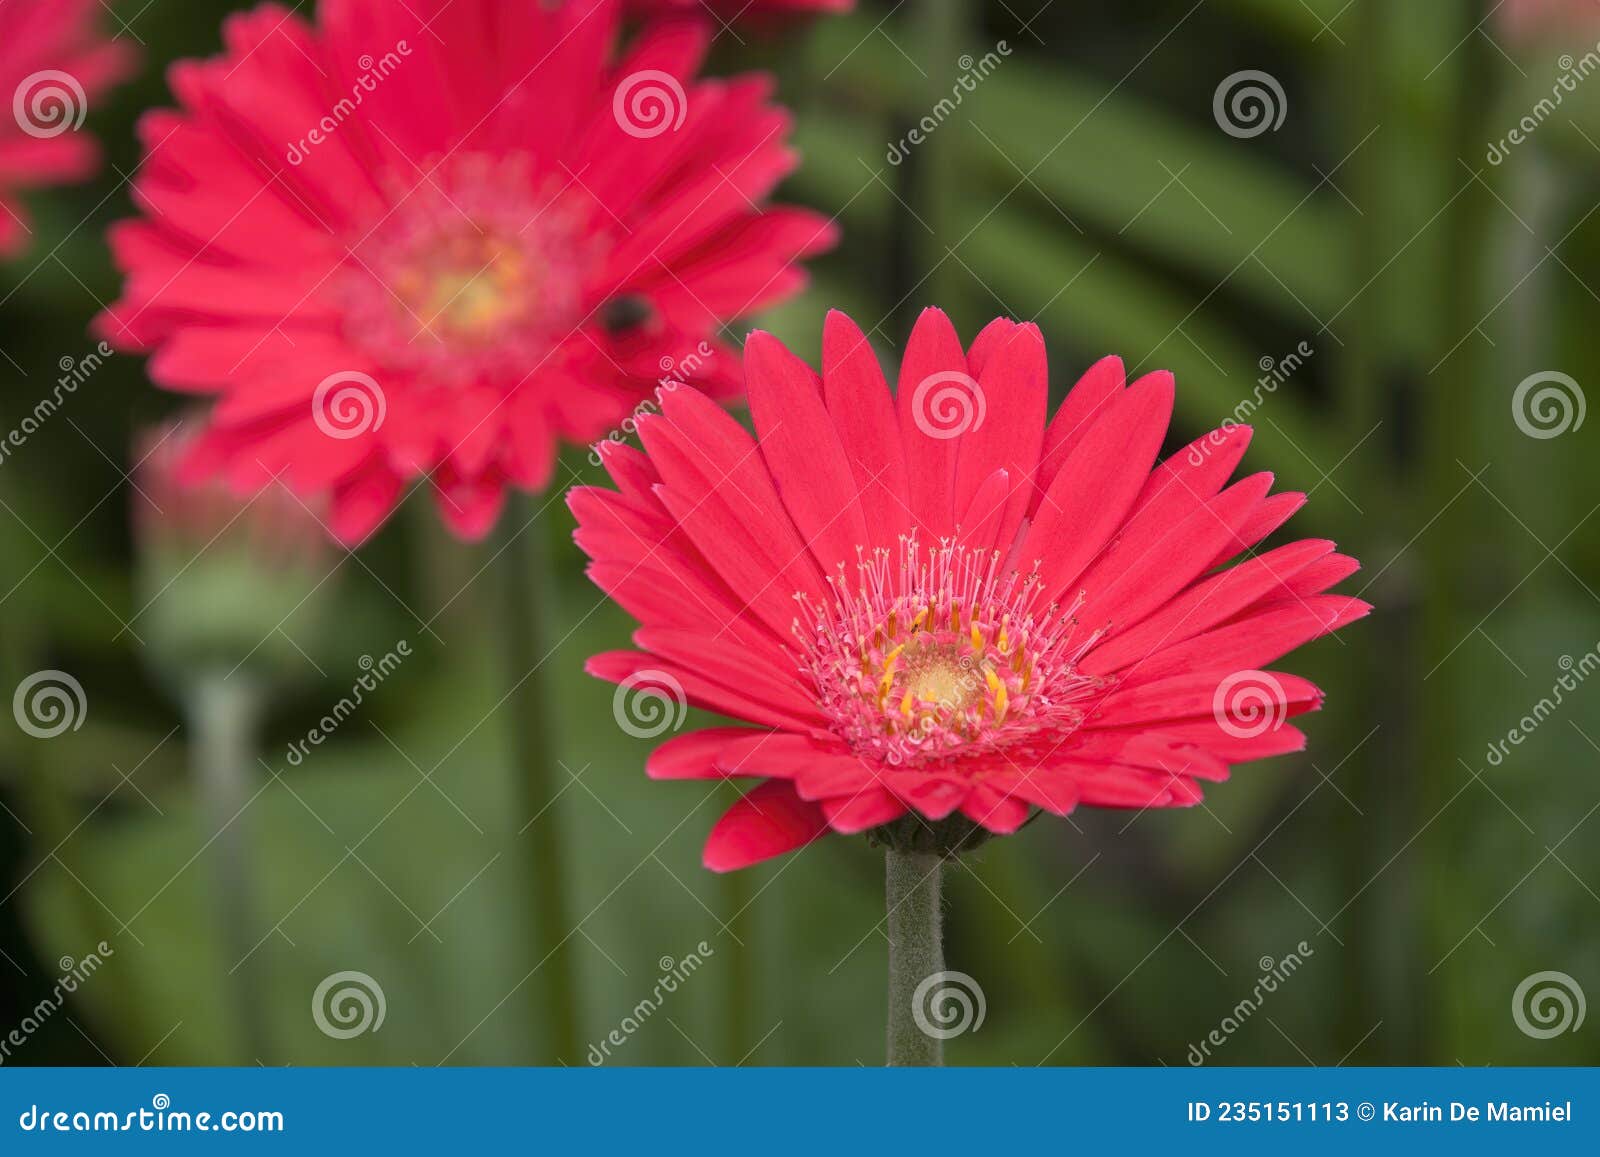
599, 294, 655, 336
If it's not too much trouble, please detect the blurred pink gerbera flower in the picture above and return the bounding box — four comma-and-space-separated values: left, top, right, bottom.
1499, 0, 1600, 42
96, 0, 835, 543
627, 0, 852, 22
573, 309, 1368, 871
0, 0, 135, 256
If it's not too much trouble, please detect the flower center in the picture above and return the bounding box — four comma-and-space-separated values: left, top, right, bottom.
396, 236, 536, 343
795, 536, 1108, 769
340, 153, 593, 387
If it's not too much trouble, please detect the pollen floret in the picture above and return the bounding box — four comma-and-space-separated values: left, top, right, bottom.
795, 534, 1107, 768
341, 155, 593, 387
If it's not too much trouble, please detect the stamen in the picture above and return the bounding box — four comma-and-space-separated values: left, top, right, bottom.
793, 533, 1109, 771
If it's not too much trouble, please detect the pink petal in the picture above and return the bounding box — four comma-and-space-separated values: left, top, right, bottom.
703, 780, 828, 872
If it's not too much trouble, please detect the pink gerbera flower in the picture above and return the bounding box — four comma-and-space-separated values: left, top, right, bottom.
1500, 0, 1600, 41
573, 308, 1369, 871
0, 0, 135, 256
627, 0, 853, 22
96, 0, 835, 543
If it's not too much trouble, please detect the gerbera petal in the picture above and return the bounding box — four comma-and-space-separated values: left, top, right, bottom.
703, 780, 828, 872
647, 727, 777, 780
1017, 370, 1174, 599
1075, 472, 1276, 633
823, 788, 908, 834
896, 307, 968, 539
821, 309, 911, 549
0, 0, 134, 258
1082, 538, 1336, 675
586, 651, 820, 733
1090, 670, 1323, 730
1119, 596, 1372, 685
989, 770, 1079, 815
745, 330, 870, 572
1210, 491, 1306, 566
1032, 355, 1126, 509
953, 321, 1046, 547
633, 627, 823, 722
960, 784, 1030, 833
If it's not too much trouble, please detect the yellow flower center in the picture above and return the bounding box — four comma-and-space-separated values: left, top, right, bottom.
395, 236, 534, 345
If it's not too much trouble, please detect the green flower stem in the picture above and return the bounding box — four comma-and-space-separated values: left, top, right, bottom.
492, 506, 580, 1064
885, 848, 944, 1066
186, 671, 269, 1061
721, 860, 753, 1065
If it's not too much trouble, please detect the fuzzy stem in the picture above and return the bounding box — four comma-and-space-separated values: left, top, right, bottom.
492, 508, 580, 1063
187, 671, 269, 1061
885, 848, 944, 1066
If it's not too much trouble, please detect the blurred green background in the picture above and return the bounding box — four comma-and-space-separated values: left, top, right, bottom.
2, 0, 1599, 1066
